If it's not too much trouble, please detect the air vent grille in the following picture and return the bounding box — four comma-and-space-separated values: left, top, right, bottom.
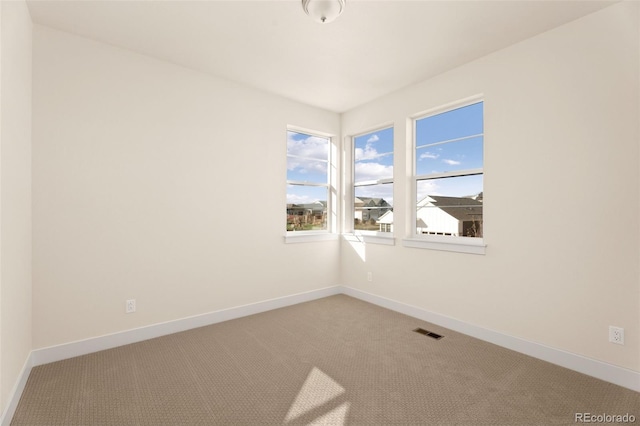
413, 328, 443, 340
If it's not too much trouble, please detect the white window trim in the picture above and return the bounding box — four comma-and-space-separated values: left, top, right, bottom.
404, 95, 486, 255
286, 126, 337, 242
349, 123, 395, 244
285, 231, 339, 244
342, 233, 395, 247
357, 232, 395, 246
403, 236, 485, 255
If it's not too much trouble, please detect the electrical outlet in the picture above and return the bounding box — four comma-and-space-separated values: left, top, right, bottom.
367, 272, 373, 282
609, 326, 624, 345
126, 299, 136, 314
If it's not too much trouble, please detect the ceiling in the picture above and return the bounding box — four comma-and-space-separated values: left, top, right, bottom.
26, 0, 617, 113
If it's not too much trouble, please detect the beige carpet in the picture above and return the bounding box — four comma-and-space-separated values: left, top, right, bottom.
12, 295, 640, 425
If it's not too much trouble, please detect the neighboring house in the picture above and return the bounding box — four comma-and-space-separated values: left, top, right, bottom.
354, 197, 392, 224
416, 195, 483, 237
287, 201, 327, 230
377, 210, 394, 233
376, 194, 483, 236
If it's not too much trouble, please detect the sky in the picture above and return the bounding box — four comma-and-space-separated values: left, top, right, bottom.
415, 101, 483, 200
286, 101, 483, 205
286, 131, 329, 204
354, 127, 394, 205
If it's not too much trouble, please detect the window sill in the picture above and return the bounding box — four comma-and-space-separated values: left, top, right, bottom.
402, 236, 486, 255
345, 233, 395, 246
284, 232, 339, 244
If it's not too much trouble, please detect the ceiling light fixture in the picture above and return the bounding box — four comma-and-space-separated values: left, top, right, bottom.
302, 0, 345, 24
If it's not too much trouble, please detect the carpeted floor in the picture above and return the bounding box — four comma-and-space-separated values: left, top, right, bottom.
12, 295, 640, 425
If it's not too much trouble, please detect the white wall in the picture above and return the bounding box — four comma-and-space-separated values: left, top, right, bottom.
28, 0, 640, 378
0, 0, 32, 414
32, 26, 340, 349
341, 1, 640, 372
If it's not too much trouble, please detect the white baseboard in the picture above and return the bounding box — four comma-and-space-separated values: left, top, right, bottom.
341, 285, 640, 393
1, 353, 33, 426
31, 285, 341, 366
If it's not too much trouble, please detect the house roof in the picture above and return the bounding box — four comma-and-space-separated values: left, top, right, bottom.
355, 197, 390, 208
377, 210, 394, 225
287, 201, 326, 212
377, 196, 481, 225
428, 196, 483, 222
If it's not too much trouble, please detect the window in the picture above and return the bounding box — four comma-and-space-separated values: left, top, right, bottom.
286, 130, 330, 232
353, 127, 394, 234
413, 100, 483, 242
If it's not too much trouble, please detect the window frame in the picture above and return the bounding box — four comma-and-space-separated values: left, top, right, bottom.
285, 126, 338, 243
404, 96, 486, 255
349, 124, 395, 244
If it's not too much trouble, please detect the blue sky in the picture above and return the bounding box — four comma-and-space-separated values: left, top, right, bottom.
354, 127, 394, 205
415, 101, 483, 200
286, 101, 483, 205
286, 131, 329, 204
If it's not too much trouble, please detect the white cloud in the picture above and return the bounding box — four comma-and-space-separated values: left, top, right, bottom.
287, 157, 327, 174
287, 133, 329, 173
419, 152, 439, 160
286, 184, 327, 204
354, 145, 381, 161
442, 159, 461, 166
416, 180, 439, 201
286, 193, 315, 204
355, 133, 387, 161
354, 162, 393, 182
287, 134, 328, 162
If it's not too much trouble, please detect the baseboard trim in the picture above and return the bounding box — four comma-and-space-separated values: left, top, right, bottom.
31, 285, 341, 367
0, 353, 33, 426
341, 285, 640, 393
